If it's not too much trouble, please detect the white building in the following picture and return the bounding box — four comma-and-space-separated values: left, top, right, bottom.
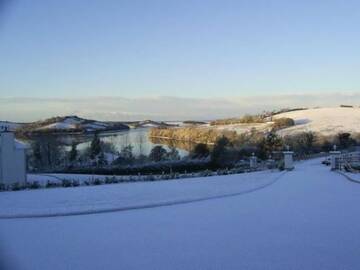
0, 131, 27, 186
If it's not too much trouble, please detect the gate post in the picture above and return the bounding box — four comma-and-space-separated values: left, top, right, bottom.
330, 145, 341, 170
249, 153, 257, 169
283, 151, 295, 170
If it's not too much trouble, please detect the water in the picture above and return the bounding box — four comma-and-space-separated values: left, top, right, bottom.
75, 128, 191, 157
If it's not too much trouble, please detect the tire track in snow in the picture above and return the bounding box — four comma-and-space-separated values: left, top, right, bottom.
335, 171, 360, 184
0, 172, 287, 220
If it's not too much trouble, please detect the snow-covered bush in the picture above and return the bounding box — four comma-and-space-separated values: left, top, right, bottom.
28, 181, 40, 189
93, 178, 103, 185
62, 179, 72, 188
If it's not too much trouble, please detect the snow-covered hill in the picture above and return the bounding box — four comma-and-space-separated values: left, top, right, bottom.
274, 107, 360, 136
126, 120, 178, 129
18, 116, 129, 134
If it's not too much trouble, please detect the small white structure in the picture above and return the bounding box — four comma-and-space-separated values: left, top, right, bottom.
283, 151, 294, 170
0, 131, 27, 186
330, 145, 341, 170
249, 153, 258, 169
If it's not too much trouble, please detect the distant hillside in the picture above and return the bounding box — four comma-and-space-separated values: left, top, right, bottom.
15, 116, 129, 136
274, 107, 360, 136
125, 120, 178, 129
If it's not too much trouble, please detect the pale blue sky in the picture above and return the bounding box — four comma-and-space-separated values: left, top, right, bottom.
0, 0, 360, 98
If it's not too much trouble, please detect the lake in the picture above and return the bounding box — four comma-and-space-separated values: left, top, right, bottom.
58, 128, 194, 158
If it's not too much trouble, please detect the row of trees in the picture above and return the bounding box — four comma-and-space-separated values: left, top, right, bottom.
29, 130, 360, 172
149, 126, 238, 145
210, 114, 265, 126
150, 117, 294, 147
29, 133, 183, 172
206, 131, 360, 167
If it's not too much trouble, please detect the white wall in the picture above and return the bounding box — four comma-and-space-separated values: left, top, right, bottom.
0, 132, 27, 185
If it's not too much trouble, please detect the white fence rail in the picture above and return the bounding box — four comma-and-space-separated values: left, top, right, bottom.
335, 152, 360, 172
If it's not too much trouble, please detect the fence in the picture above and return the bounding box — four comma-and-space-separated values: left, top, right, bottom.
335, 152, 360, 172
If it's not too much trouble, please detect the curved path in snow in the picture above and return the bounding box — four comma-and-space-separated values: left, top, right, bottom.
0, 170, 285, 219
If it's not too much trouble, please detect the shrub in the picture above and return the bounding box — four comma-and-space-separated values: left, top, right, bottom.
105, 176, 117, 184
11, 182, 23, 191
191, 143, 210, 159
93, 178, 103, 185
273, 118, 295, 130
337, 133, 356, 149
210, 114, 265, 126
28, 181, 40, 189
72, 180, 80, 187
46, 181, 59, 188
210, 137, 230, 168
62, 179, 72, 187
277, 160, 285, 171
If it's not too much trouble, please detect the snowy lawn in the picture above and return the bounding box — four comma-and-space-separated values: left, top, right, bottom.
1, 158, 360, 270
340, 171, 360, 183
0, 170, 284, 218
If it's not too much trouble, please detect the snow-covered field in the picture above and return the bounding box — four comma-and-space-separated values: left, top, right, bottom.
0, 170, 283, 218
275, 107, 360, 136
1, 158, 360, 270
37, 122, 77, 130
211, 107, 360, 136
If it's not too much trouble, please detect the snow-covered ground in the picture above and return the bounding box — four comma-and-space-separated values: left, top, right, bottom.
1, 170, 283, 218
1, 158, 360, 270
275, 107, 360, 136
210, 107, 360, 136
340, 171, 360, 183
37, 122, 77, 130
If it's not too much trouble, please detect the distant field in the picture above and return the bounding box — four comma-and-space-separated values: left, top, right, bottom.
273, 107, 360, 136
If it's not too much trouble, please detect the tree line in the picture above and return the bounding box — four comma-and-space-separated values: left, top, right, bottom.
28, 130, 360, 174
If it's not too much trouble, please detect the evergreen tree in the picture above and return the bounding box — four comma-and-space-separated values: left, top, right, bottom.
90, 133, 102, 160
98, 151, 108, 167
32, 140, 43, 170
257, 132, 283, 159
210, 136, 230, 167
191, 143, 210, 159
337, 133, 355, 149
31, 136, 65, 170
69, 142, 78, 163
296, 132, 316, 156
149, 145, 167, 162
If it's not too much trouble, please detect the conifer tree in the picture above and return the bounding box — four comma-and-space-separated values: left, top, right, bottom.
90, 133, 101, 160
69, 142, 78, 163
